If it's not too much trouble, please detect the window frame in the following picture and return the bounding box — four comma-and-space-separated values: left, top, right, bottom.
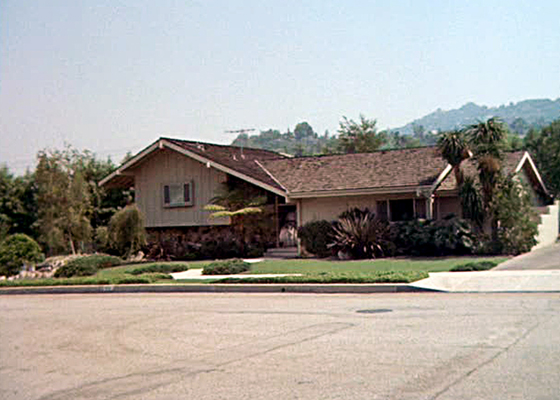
163, 181, 194, 208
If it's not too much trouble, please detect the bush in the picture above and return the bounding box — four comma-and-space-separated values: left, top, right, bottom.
202, 259, 250, 275
0, 234, 44, 277
330, 208, 393, 259
450, 261, 498, 271
54, 254, 122, 278
391, 216, 476, 256
298, 220, 335, 258
108, 204, 146, 257
128, 263, 189, 275
492, 178, 538, 255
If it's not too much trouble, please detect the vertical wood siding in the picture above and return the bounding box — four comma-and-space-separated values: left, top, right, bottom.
133, 149, 230, 227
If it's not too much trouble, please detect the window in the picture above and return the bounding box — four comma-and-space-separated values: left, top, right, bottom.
163, 182, 194, 207
389, 199, 414, 221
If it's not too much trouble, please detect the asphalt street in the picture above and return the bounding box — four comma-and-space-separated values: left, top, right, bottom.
1, 293, 559, 400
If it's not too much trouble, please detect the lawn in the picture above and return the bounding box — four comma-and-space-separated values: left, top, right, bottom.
247, 257, 507, 274
0, 256, 507, 286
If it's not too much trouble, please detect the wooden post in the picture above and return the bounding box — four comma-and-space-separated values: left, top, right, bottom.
275, 195, 280, 248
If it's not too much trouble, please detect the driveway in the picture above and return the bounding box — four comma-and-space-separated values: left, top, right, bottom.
493, 242, 560, 270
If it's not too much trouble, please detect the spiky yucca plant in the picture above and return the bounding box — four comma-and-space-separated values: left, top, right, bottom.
330, 208, 390, 259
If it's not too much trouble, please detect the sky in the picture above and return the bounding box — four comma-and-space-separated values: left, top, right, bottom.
1, 0, 559, 175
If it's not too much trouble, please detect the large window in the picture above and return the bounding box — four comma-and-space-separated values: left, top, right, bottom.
163, 182, 194, 207
390, 199, 414, 221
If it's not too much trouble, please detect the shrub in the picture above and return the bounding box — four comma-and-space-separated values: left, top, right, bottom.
199, 238, 244, 260
450, 261, 498, 271
492, 178, 538, 255
202, 259, 251, 275
298, 220, 335, 258
0, 234, 44, 277
128, 263, 189, 275
108, 204, 146, 257
330, 208, 392, 259
54, 254, 122, 278
390, 216, 476, 256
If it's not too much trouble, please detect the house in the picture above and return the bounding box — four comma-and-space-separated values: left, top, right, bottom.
100, 137, 558, 254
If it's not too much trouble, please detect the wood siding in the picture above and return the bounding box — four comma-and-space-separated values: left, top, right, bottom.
133, 149, 229, 227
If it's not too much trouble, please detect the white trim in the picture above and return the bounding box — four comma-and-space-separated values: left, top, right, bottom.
255, 160, 289, 194
287, 185, 431, 200
161, 140, 288, 198
430, 164, 453, 193
99, 141, 160, 186
515, 151, 550, 196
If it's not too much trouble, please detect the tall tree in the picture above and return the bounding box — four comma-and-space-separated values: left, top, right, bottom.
525, 119, 560, 196
464, 117, 509, 238
336, 115, 386, 154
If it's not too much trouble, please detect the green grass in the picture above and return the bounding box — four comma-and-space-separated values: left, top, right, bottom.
247, 257, 507, 275
0, 257, 507, 287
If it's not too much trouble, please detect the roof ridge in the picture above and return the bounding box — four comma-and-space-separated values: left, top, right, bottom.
160, 137, 284, 157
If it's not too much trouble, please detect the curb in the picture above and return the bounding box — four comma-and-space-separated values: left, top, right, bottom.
0, 283, 441, 295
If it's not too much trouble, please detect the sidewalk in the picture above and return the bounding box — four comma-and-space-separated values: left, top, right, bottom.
411, 270, 560, 292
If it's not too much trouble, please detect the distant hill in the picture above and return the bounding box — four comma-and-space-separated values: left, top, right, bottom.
231, 98, 560, 155
394, 98, 560, 136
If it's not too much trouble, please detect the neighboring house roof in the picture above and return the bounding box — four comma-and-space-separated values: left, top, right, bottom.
437, 150, 550, 197
259, 147, 449, 198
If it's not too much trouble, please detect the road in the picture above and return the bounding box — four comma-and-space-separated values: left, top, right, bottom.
1, 293, 559, 399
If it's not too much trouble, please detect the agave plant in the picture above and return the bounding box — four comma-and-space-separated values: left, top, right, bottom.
330, 208, 391, 259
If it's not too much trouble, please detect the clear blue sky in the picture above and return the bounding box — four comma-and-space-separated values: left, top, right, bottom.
1, 0, 559, 174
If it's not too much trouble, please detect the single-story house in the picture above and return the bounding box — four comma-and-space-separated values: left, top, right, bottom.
100, 137, 558, 253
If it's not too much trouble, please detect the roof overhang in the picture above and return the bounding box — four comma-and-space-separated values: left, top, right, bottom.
514, 151, 551, 197
99, 138, 288, 198
286, 185, 434, 200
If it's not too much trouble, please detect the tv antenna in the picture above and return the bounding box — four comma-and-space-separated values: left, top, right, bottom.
224, 128, 255, 135
225, 128, 255, 159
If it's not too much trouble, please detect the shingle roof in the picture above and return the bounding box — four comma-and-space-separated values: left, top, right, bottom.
163, 138, 285, 190
437, 151, 525, 191
260, 147, 448, 195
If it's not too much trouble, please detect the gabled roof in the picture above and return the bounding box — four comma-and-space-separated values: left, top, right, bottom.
99, 138, 287, 196
437, 150, 550, 196
259, 147, 449, 198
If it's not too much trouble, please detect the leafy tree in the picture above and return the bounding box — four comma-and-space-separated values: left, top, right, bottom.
525, 119, 560, 196
294, 122, 315, 141
108, 204, 146, 258
336, 115, 386, 154
493, 178, 538, 255
0, 233, 44, 277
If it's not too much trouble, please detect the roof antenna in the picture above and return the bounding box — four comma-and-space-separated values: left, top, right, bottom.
225, 128, 255, 159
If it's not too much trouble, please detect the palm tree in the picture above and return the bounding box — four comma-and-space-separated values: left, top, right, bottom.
465, 117, 508, 239
204, 180, 267, 251
437, 130, 469, 187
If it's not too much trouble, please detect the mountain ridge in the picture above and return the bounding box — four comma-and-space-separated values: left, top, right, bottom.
394, 98, 560, 135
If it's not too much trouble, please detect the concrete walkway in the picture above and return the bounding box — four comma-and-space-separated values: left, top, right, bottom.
170, 268, 302, 281
493, 242, 560, 270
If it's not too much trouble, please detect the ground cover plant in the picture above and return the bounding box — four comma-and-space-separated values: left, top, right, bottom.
127, 263, 189, 275
202, 259, 251, 275
54, 254, 123, 278
450, 260, 499, 271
